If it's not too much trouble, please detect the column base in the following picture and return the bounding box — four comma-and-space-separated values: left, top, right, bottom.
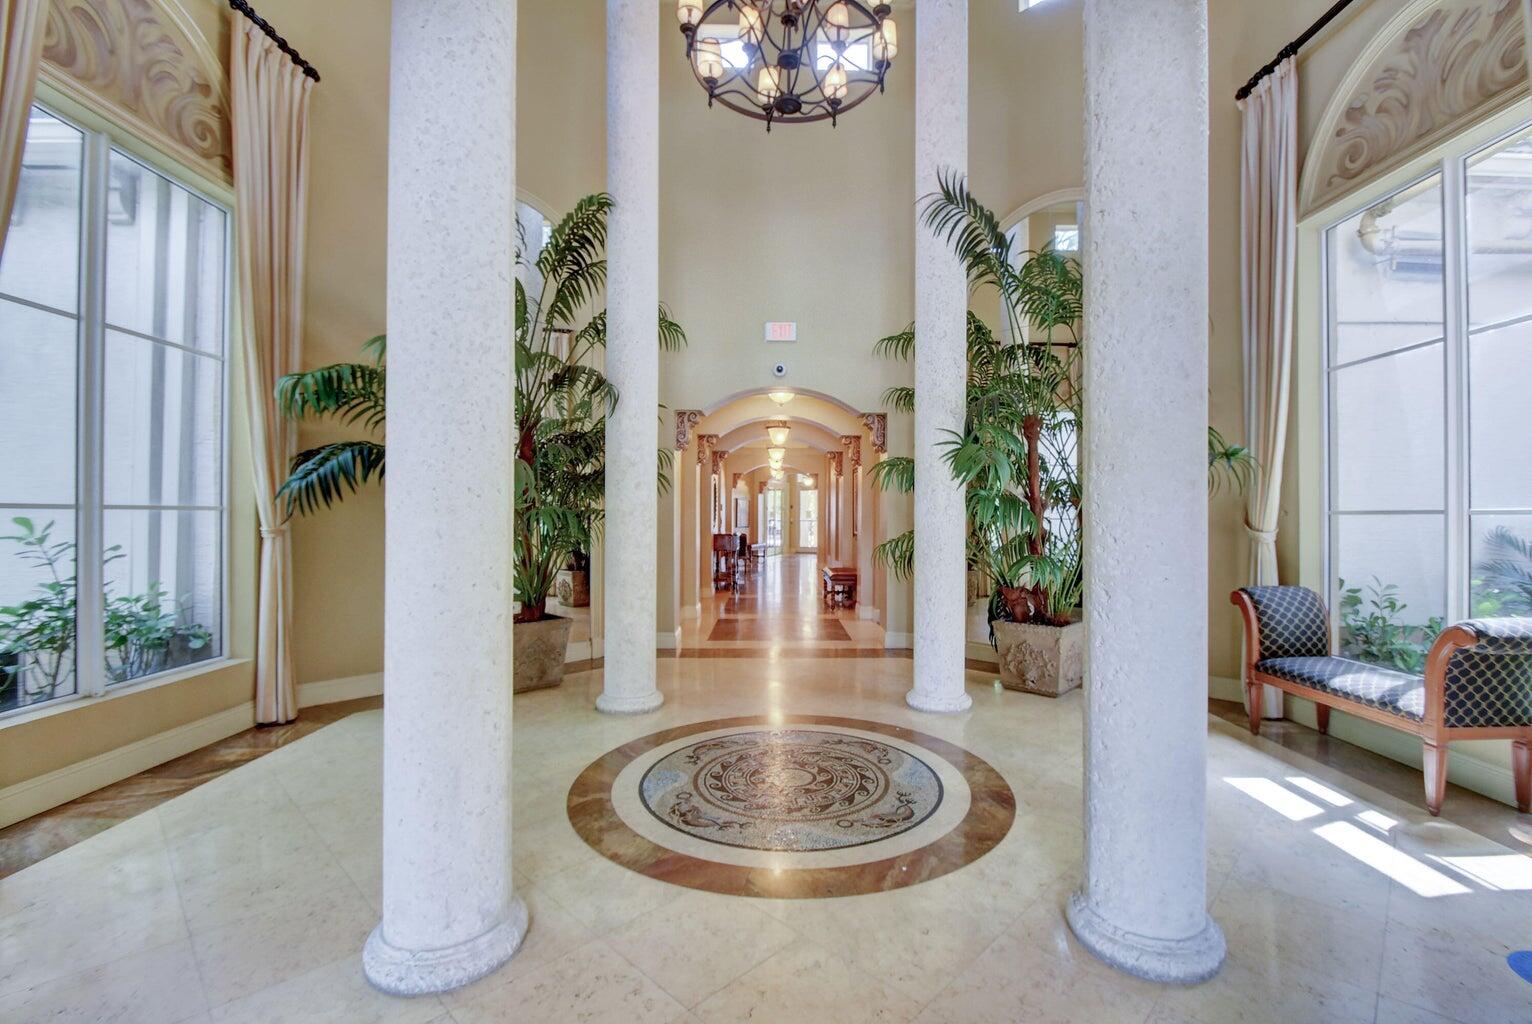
905, 688, 973, 714
596, 689, 665, 714
363, 896, 528, 996
1064, 890, 1225, 985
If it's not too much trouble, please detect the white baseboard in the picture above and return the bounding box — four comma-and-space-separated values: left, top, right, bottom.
858, 606, 881, 622
965, 640, 999, 666
0, 701, 256, 829
883, 632, 914, 650
297, 672, 382, 708
656, 628, 682, 651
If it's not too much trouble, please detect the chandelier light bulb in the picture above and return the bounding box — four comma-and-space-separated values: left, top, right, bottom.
677, 0, 703, 29
739, 4, 766, 46
873, 17, 898, 63
767, 424, 791, 446
695, 38, 724, 82
824, 63, 849, 102
756, 65, 783, 102
824, 2, 851, 45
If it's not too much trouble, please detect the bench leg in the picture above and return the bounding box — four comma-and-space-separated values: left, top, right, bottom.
1424, 740, 1449, 817
1244, 680, 1263, 736
1514, 739, 1531, 814
1315, 704, 1331, 736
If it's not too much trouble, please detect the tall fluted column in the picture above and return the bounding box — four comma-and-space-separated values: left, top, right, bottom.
599, 0, 663, 713
1066, 0, 1225, 984
908, 0, 971, 714
364, 0, 525, 995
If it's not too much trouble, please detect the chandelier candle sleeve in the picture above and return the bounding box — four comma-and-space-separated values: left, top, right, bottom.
676, 0, 896, 129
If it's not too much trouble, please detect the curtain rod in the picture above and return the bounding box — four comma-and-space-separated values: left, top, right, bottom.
1235, 0, 1356, 101
228, 0, 321, 82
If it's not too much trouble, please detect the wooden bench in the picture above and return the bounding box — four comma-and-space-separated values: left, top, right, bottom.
822, 565, 857, 608
1232, 585, 1532, 816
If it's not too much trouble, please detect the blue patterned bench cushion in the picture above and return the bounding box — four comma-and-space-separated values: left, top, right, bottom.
1256, 656, 1425, 721
1239, 586, 1329, 660
1444, 618, 1532, 729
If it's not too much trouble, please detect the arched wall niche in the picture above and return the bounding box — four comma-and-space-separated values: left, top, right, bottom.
1300, 0, 1529, 216
41, 0, 232, 182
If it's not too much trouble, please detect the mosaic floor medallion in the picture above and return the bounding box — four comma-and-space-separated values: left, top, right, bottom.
568, 715, 1015, 898
640, 729, 943, 852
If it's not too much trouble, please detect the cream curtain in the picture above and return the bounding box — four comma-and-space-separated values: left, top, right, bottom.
0, 0, 46, 261
1239, 58, 1298, 719
1239, 57, 1297, 585
231, 17, 313, 724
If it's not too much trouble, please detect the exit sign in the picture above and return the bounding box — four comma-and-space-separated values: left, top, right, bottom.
764, 321, 797, 342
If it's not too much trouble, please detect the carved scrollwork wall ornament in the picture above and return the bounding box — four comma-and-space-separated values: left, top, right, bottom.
828, 450, 844, 476
858, 412, 888, 454
840, 435, 862, 468
696, 433, 720, 466
674, 409, 705, 450
40, 0, 232, 181
1300, 0, 1529, 214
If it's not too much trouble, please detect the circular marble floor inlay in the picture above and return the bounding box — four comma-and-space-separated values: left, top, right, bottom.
640, 729, 943, 851
568, 715, 1015, 898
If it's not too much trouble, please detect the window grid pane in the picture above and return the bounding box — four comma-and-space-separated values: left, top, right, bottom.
0, 105, 228, 715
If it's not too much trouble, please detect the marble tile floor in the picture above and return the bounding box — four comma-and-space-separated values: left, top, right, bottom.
0, 696, 384, 880
2, 658, 1531, 1022
679, 553, 885, 652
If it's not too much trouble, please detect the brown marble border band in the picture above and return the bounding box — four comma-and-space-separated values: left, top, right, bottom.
567, 715, 1016, 899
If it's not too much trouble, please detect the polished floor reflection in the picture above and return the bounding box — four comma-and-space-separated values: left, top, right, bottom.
682, 553, 885, 652
2, 658, 1531, 1022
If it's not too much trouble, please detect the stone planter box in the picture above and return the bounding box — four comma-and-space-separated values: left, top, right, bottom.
555, 569, 590, 608
513, 614, 573, 694
994, 618, 1086, 697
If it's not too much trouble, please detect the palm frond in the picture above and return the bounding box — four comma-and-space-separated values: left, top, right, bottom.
277, 441, 386, 518
874, 530, 915, 581
658, 303, 688, 351
868, 456, 914, 494
873, 323, 915, 361
881, 386, 915, 414
1208, 426, 1255, 496
919, 169, 1012, 294
275, 360, 386, 432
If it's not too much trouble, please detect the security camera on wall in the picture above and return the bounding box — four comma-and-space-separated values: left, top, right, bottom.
772, 362, 788, 378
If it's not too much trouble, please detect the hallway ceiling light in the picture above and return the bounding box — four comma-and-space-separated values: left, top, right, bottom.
677, 1, 897, 131
770, 467, 785, 480
766, 423, 791, 446
768, 390, 795, 406
767, 446, 787, 467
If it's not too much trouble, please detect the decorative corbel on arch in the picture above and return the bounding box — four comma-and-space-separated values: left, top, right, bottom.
827, 450, 844, 476
674, 409, 704, 450
1299, 0, 1529, 216
40, 0, 234, 182
709, 449, 726, 477
840, 434, 863, 468
732, 472, 744, 490
696, 433, 720, 466
858, 412, 887, 453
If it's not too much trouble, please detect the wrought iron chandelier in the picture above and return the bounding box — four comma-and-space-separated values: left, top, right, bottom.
676, 0, 899, 131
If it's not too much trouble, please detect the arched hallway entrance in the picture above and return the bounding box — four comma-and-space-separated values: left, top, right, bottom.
665, 388, 900, 653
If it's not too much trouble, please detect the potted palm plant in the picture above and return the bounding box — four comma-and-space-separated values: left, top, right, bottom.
276, 193, 684, 693
875, 175, 1251, 697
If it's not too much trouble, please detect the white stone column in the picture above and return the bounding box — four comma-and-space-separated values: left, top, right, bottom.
364, 0, 525, 996
908, 0, 971, 713
599, 0, 663, 713
1066, 0, 1225, 984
